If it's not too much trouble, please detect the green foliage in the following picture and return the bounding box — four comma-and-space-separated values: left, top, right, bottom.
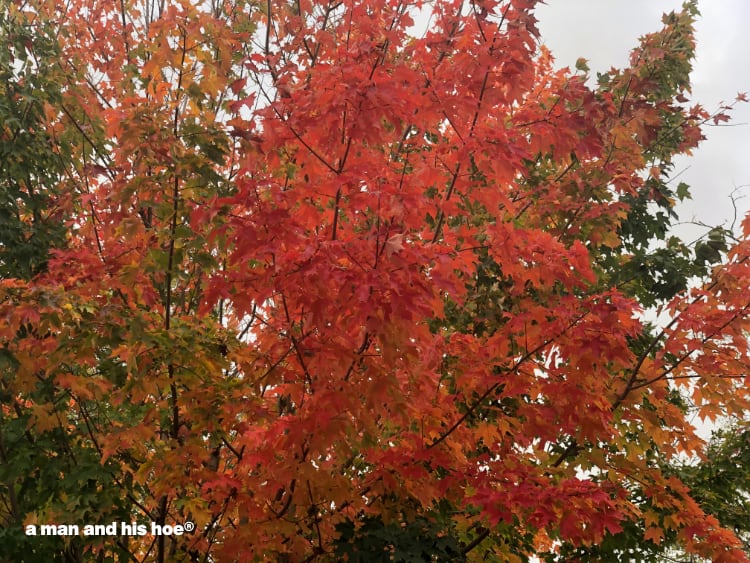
0, 5, 134, 561
680, 424, 750, 551
0, 3, 68, 279
334, 514, 465, 562
1, 0, 748, 561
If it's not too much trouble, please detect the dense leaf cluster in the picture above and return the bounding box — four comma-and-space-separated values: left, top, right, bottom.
1, 1, 749, 562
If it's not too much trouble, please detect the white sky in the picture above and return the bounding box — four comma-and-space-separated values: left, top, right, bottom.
536, 0, 750, 242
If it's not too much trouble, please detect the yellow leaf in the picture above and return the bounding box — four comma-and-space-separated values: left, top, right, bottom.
28, 403, 59, 433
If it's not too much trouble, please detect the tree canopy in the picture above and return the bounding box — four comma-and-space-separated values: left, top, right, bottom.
1, 0, 749, 561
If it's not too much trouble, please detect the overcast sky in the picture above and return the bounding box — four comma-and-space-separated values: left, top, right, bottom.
535, 0, 750, 243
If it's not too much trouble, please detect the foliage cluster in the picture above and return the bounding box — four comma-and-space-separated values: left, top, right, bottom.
1, 0, 749, 561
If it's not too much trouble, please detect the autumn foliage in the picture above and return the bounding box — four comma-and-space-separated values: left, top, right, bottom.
2, 0, 750, 561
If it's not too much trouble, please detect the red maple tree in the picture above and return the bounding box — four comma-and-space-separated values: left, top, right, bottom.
1, 0, 749, 561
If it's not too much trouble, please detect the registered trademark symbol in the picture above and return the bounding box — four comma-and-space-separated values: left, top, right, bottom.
183, 521, 195, 533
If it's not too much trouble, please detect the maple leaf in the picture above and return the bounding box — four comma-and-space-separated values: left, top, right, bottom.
645, 526, 664, 545
384, 233, 405, 257
3, 1, 750, 562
